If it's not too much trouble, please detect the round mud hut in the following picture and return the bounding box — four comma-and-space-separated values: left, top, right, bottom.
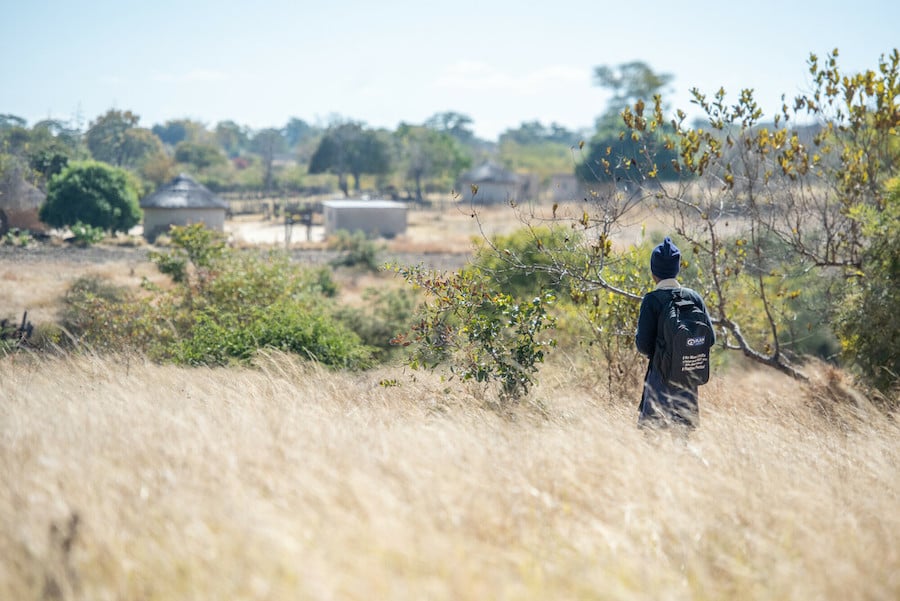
140, 173, 228, 242
0, 171, 47, 236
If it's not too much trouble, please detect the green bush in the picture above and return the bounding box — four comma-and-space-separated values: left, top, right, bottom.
395, 265, 556, 403
835, 180, 900, 395
2, 229, 32, 247
469, 225, 581, 300
334, 286, 420, 361
327, 229, 383, 271
65, 224, 373, 369
40, 161, 141, 234
60, 274, 179, 356
70, 221, 106, 246
174, 300, 372, 368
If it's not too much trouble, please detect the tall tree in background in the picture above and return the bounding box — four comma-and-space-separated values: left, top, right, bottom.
174, 141, 226, 171
308, 128, 349, 196
577, 61, 679, 185
27, 119, 85, 187
593, 61, 674, 127
499, 121, 581, 145
250, 128, 287, 193
0, 115, 89, 190
152, 120, 188, 146
395, 123, 471, 203
347, 128, 392, 193
497, 120, 584, 183
281, 117, 315, 149
214, 120, 249, 158
309, 122, 391, 196
282, 117, 321, 164
152, 119, 211, 147
425, 112, 476, 145
85, 110, 138, 165
0, 114, 27, 130
85, 110, 165, 172
0, 117, 87, 190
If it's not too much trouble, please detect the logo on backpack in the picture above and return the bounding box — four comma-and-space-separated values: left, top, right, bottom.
653, 289, 713, 388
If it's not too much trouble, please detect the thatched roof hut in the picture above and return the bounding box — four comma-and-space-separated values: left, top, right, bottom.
0, 172, 47, 235
139, 173, 228, 241
456, 162, 528, 204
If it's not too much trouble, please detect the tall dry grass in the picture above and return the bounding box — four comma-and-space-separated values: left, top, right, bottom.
1, 351, 897, 600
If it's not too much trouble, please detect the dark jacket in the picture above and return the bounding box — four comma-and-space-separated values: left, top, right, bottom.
635, 283, 715, 427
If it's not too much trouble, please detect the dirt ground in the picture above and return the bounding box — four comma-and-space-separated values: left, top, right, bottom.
226, 196, 668, 249
225, 201, 535, 252
0, 199, 671, 328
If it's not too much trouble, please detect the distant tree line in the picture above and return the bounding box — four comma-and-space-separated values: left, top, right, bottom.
1, 60, 693, 239
0, 107, 592, 204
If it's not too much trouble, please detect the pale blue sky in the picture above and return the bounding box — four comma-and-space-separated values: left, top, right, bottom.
2, 0, 898, 141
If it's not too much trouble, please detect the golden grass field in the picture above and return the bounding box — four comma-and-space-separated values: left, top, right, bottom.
2, 352, 898, 601
1, 204, 898, 600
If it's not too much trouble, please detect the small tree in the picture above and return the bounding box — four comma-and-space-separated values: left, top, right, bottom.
393, 265, 557, 404
40, 161, 142, 235
835, 179, 900, 395
473, 49, 899, 385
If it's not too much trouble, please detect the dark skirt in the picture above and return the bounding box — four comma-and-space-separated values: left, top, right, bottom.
639, 367, 699, 428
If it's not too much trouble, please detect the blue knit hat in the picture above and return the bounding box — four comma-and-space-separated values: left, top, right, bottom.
651, 236, 681, 279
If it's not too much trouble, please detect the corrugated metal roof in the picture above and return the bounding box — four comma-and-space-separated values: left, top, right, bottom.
139, 173, 228, 209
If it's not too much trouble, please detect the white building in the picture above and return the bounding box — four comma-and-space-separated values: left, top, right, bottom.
322, 199, 407, 238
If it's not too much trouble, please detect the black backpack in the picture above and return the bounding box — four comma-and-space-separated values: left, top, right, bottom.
652, 289, 713, 388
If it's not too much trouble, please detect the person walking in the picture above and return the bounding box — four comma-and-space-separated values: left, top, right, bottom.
635, 236, 715, 429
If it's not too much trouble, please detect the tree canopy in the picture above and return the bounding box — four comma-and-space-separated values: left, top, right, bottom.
308, 122, 392, 196
465, 48, 900, 395
40, 161, 142, 234
578, 61, 680, 184
395, 123, 472, 202
593, 61, 674, 118
85, 110, 166, 172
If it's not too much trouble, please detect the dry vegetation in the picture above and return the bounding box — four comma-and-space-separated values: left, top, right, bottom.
1, 352, 898, 600
1, 204, 897, 600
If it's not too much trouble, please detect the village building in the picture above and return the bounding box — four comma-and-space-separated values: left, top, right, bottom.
322, 199, 407, 238
456, 162, 529, 205
0, 171, 47, 236
139, 173, 228, 242
548, 173, 584, 202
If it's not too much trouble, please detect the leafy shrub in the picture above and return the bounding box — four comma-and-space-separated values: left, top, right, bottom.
835, 180, 900, 396
2, 229, 32, 247
60, 275, 179, 356
70, 221, 106, 247
67, 224, 373, 369
570, 241, 650, 396
148, 223, 226, 286
334, 286, 420, 361
40, 161, 141, 234
174, 299, 372, 368
327, 229, 383, 271
469, 225, 581, 300
394, 265, 556, 403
